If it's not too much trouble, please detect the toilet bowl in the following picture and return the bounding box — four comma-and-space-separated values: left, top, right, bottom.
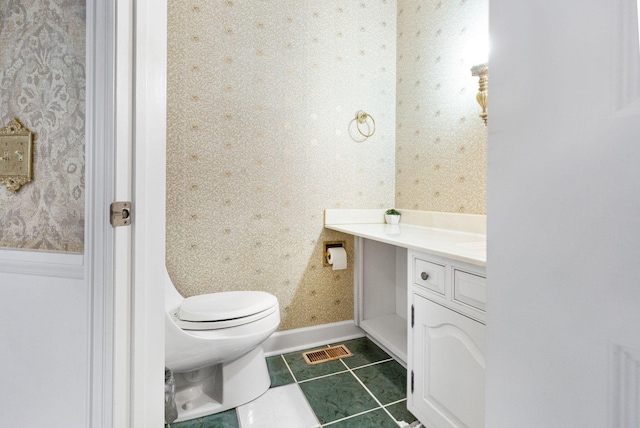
165, 269, 280, 422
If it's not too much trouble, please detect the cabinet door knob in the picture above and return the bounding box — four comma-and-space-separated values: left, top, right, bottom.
421, 272, 429, 280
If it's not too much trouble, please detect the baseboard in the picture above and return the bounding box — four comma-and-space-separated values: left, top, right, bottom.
263, 320, 365, 357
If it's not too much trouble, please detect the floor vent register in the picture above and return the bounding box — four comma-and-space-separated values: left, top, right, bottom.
302, 344, 352, 365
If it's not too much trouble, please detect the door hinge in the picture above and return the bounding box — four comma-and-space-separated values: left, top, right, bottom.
411, 370, 414, 394
110, 201, 132, 227
411, 304, 414, 328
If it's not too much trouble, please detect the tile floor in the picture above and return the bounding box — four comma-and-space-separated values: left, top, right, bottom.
166, 337, 418, 428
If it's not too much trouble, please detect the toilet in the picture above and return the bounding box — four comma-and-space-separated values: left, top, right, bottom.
165, 269, 280, 422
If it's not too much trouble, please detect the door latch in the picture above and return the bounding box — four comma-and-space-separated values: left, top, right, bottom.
110, 201, 131, 227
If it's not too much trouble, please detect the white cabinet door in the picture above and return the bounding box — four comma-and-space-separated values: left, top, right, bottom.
409, 293, 486, 428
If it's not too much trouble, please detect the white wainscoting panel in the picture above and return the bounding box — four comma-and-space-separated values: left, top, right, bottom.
612, 344, 640, 427
0, 249, 84, 279
614, 0, 640, 116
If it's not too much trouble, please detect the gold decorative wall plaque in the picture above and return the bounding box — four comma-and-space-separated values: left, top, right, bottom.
0, 118, 33, 193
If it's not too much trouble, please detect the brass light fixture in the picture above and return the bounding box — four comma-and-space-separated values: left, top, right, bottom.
471, 63, 488, 126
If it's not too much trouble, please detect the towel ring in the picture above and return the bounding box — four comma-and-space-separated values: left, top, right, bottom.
355, 110, 375, 138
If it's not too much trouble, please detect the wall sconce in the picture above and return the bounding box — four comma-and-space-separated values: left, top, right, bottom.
471, 63, 488, 126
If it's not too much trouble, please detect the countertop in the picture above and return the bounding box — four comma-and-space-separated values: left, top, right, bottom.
324, 209, 486, 267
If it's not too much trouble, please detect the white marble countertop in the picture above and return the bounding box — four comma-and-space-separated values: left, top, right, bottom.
324, 209, 487, 267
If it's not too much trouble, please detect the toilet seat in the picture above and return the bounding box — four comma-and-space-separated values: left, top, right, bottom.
173, 291, 279, 330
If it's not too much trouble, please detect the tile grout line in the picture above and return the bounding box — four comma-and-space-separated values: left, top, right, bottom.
386, 397, 408, 407
350, 357, 395, 370
320, 407, 385, 427
279, 341, 407, 427
296, 355, 393, 385
324, 360, 390, 425
320, 351, 405, 425
297, 354, 388, 426
346, 360, 404, 425
296, 368, 351, 384
280, 354, 299, 383
281, 342, 350, 386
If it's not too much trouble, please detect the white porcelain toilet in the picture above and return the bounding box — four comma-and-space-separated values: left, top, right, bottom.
165, 270, 280, 422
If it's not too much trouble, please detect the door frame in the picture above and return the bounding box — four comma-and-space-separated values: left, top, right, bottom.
129, 0, 167, 426
86, 1, 116, 426
86, 0, 167, 426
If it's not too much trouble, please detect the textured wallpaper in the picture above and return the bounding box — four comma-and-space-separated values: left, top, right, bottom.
0, 0, 86, 252
396, 0, 488, 214
167, 1, 397, 330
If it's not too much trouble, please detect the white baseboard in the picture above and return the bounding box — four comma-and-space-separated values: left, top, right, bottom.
263, 320, 365, 357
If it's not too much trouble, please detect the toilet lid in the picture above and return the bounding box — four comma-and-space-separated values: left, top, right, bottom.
179, 291, 278, 322
174, 304, 278, 330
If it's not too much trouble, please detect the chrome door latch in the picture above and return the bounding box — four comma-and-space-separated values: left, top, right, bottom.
110, 201, 131, 227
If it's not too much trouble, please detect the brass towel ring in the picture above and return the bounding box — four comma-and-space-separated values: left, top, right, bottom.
355, 110, 375, 138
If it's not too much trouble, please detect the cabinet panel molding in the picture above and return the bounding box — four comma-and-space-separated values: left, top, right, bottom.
410, 288, 485, 428
453, 269, 487, 311
414, 258, 447, 295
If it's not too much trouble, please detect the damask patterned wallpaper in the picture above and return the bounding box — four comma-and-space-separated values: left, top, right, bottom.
0, 0, 85, 252
396, 0, 488, 214
167, 1, 397, 330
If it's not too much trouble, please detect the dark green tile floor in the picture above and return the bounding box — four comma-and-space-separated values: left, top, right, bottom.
167, 337, 418, 427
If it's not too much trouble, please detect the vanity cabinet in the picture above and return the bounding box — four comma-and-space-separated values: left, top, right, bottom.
408, 250, 486, 428
324, 209, 487, 428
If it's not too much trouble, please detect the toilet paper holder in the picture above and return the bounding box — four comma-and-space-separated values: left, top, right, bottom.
323, 241, 346, 267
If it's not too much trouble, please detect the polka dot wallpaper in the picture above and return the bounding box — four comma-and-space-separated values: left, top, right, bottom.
167, 0, 488, 331
167, 1, 397, 330
396, 0, 488, 214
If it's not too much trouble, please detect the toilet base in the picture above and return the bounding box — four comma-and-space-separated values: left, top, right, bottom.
171, 346, 271, 423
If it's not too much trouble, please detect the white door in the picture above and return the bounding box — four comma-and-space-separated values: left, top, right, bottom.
488, 0, 640, 426
410, 294, 486, 428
